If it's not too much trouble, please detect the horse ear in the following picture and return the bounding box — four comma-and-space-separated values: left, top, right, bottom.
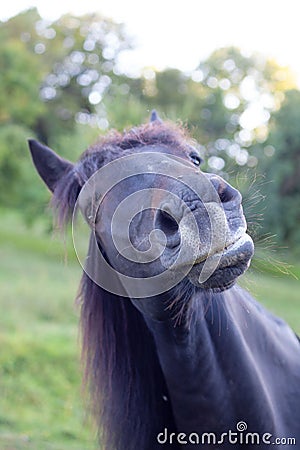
150, 110, 162, 123
28, 139, 74, 192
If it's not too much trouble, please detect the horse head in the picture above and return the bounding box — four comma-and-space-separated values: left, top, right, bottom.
29, 115, 254, 301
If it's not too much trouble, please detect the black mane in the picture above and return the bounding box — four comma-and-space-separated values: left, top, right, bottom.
79, 273, 177, 449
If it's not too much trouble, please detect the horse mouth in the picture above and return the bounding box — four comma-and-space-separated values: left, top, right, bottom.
193, 233, 254, 266
188, 233, 254, 290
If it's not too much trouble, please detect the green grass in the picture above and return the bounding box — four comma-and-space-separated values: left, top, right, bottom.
0, 209, 299, 449
240, 270, 300, 334
0, 210, 96, 449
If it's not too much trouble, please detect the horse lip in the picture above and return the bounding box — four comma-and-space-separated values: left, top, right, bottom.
193, 233, 253, 265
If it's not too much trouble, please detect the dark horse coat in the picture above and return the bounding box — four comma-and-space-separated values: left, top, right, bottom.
29, 114, 300, 449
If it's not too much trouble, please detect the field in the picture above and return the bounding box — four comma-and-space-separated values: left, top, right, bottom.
0, 210, 299, 449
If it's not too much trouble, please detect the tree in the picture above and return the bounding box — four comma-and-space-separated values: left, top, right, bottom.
137, 47, 296, 176
0, 8, 135, 143
0, 10, 45, 127
0, 9, 134, 221
260, 90, 300, 248
33, 12, 134, 144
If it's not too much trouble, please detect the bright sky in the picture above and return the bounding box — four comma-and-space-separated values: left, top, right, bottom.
1, 0, 300, 84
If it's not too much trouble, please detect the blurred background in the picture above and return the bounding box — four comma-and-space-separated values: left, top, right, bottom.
0, 1, 299, 448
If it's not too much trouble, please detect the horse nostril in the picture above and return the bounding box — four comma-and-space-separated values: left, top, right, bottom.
218, 184, 238, 203
155, 209, 180, 248
157, 210, 179, 234
211, 177, 241, 204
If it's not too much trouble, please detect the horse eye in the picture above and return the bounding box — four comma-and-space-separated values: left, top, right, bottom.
190, 152, 203, 166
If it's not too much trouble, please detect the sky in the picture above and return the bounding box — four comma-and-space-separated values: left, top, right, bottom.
1, 0, 300, 84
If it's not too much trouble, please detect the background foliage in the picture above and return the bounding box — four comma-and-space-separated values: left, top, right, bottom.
0, 8, 299, 248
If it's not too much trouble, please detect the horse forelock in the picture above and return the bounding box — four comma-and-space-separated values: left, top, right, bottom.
51, 121, 194, 229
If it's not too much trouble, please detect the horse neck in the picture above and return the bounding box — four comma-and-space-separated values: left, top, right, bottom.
138, 285, 278, 436
136, 289, 226, 413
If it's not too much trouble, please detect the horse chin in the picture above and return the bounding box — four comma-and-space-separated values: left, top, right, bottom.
187, 233, 254, 291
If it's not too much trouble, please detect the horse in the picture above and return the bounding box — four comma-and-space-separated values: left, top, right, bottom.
28, 112, 300, 449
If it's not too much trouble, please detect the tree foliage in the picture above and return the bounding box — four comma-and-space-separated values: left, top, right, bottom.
0, 9, 133, 219
136, 47, 295, 176
0, 9, 299, 250
0, 11, 45, 127
261, 90, 300, 247
34, 12, 132, 143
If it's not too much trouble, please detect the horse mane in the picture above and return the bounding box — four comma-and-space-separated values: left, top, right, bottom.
51, 121, 187, 449
79, 273, 176, 449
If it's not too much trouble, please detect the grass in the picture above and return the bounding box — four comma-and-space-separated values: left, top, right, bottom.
240, 270, 300, 334
0, 208, 299, 449
0, 210, 96, 449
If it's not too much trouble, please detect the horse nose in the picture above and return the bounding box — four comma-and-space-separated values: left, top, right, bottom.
155, 175, 241, 249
